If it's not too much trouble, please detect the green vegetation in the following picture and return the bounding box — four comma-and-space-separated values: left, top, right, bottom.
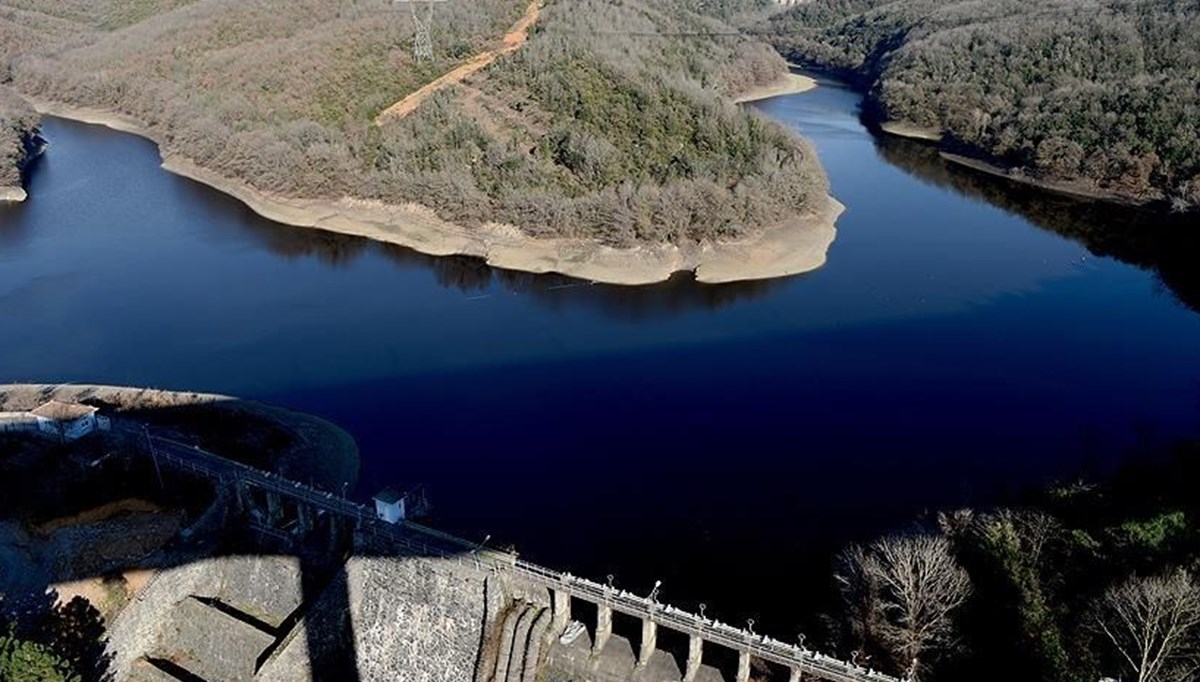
764, 0, 1200, 210
0, 0, 828, 245
0, 595, 112, 682
834, 442, 1200, 681
0, 633, 78, 682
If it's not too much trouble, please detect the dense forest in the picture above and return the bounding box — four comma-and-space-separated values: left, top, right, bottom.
826, 441, 1200, 682
764, 0, 1200, 210
0, 0, 828, 245
0, 86, 39, 190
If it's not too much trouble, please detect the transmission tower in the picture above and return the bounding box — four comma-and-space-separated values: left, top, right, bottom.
395, 0, 436, 62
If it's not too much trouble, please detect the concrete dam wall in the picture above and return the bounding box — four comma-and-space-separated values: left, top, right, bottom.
99, 434, 894, 682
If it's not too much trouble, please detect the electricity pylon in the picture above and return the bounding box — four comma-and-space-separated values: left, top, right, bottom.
395, 0, 436, 62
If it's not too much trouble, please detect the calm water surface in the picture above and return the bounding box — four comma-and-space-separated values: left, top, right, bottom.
3, 77, 1199, 631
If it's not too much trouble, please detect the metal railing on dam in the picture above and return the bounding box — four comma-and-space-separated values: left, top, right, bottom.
144, 433, 902, 682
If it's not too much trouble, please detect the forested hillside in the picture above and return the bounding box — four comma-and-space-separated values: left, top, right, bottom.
0, 86, 39, 190
764, 0, 1200, 210
0, 0, 829, 246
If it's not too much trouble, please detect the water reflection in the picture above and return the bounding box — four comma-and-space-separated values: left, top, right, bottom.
0, 203, 31, 251
184, 177, 791, 321
874, 135, 1200, 312
378, 244, 791, 322
0, 153, 44, 251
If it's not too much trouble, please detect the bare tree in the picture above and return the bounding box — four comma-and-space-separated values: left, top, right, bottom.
1092, 570, 1200, 682
837, 534, 972, 678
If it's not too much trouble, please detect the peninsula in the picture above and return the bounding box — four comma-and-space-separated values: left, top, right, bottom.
0, 0, 839, 284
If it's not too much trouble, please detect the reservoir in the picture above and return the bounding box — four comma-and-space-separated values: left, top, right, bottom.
3, 76, 1199, 633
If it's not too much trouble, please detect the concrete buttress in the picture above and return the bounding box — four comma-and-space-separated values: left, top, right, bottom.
737, 650, 751, 682
593, 605, 612, 657
521, 608, 552, 682
551, 590, 570, 637
492, 606, 524, 681
683, 635, 703, 682
636, 618, 657, 667
505, 606, 538, 682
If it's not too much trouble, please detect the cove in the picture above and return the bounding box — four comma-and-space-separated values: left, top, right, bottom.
2, 76, 1200, 632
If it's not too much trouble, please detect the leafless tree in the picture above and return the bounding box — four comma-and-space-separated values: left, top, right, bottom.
837, 534, 972, 678
1092, 570, 1200, 682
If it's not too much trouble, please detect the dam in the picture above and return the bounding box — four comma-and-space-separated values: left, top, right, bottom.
108, 432, 900, 682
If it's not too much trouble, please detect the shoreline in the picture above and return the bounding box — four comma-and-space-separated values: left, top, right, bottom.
27, 96, 840, 286
873, 115, 1161, 207
0, 186, 26, 203
879, 120, 943, 143
939, 151, 1151, 206
734, 73, 818, 104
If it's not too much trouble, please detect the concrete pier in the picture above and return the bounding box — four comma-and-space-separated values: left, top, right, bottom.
737, 650, 751, 682
683, 634, 703, 682
593, 605, 612, 656
551, 590, 570, 637
265, 491, 282, 525
636, 618, 656, 667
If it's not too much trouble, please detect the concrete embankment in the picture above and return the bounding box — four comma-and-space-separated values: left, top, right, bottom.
24, 96, 840, 286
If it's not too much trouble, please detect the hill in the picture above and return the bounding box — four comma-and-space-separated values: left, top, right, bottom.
0, 0, 835, 281
764, 0, 1200, 210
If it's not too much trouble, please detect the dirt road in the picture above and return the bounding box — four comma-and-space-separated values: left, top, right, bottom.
375, 0, 542, 124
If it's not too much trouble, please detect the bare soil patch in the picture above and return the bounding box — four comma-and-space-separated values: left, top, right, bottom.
376, 0, 542, 124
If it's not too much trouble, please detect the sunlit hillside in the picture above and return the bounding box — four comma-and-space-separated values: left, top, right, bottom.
1, 0, 829, 244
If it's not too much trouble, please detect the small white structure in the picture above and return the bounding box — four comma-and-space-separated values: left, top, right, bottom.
373, 488, 408, 524
29, 400, 101, 441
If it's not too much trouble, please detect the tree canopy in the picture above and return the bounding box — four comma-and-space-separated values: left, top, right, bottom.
764, 0, 1200, 210
1, 0, 828, 244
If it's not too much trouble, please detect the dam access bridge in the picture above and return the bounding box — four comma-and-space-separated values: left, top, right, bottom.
143, 433, 903, 682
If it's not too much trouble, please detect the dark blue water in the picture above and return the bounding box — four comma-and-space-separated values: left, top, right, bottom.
3, 78, 1199, 631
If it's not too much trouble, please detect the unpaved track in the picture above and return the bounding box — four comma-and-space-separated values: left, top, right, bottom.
375, 0, 542, 124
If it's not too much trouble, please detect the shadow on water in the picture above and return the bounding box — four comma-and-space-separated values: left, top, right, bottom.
0, 151, 46, 251
873, 135, 1200, 313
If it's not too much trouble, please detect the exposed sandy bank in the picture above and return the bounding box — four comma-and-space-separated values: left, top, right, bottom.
0, 383, 360, 490
880, 121, 943, 143
940, 152, 1149, 205
27, 97, 841, 285
0, 186, 26, 202
734, 73, 818, 104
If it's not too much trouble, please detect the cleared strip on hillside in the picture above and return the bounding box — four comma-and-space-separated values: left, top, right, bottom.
375, 0, 542, 124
